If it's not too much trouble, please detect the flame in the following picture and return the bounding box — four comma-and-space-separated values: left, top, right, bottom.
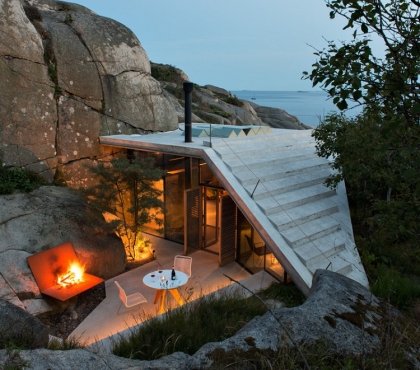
57, 261, 85, 287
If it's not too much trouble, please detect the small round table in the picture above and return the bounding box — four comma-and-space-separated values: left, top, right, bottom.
143, 269, 188, 313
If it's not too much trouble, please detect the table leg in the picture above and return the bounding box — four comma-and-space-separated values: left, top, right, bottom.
158, 290, 167, 314
154, 290, 162, 304
169, 288, 185, 306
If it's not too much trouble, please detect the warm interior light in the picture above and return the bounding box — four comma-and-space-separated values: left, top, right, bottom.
57, 261, 85, 287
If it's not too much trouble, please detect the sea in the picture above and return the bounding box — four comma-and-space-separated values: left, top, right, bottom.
232, 90, 362, 127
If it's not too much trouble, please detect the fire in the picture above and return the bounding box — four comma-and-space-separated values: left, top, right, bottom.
57, 261, 85, 287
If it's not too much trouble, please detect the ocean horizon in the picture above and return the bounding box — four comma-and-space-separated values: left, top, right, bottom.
232, 90, 362, 127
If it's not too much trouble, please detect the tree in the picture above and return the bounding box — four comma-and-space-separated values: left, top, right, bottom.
86, 157, 165, 262
304, 0, 419, 124
304, 0, 419, 275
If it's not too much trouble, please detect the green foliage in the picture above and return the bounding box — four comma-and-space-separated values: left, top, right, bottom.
222, 94, 244, 107
2, 349, 28, 370
208, 104, 231, 118
260, 282, 306, 307
306, 0, 419, 310
85, 157, 164, 261
150, 63, 185, 85
47, 337, 83, 350
112, 292, 266, 360
304, 0, 419, 125
371, 264, 420, 308
216, 93, 244, 107
0, 166, 44, 195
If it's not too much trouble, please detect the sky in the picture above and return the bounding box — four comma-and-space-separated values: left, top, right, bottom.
68, 0, 355, 91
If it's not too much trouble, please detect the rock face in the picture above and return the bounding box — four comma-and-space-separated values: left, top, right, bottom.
0, 299, 50, 348
0, 186, 125, 314
0, 0, 178, 185
252, 103, 310, 129
0, 271, 391, 369
151, 62, 309, 129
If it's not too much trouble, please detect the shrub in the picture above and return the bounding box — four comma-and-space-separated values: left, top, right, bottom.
221, 94, 244, 107
371, 265, 420, 309
0, 166, 44, 195
150, 63, 185, 85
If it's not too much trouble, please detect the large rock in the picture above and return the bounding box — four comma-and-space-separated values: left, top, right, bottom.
252, 104, 311, 129
0, 298, 49, 348
0, 186, 126, 313
0, 0, 178, 185
0, 271, 394, 369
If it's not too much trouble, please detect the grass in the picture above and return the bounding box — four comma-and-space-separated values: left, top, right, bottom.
259, 282, 306, 307
47, 337, 84, 351
112, 291, 266, 360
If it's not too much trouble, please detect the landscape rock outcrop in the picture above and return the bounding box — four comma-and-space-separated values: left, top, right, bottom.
0, 299, 50, 348
1, 0, 309, 188
0, 186, 125, 315
0, 0, 178, 186
151, 62, 311, 129
0, 270, 392, 369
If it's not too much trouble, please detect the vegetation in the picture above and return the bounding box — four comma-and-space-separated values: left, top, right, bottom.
86, 157, 164, 262
208, 310, 419, 370
112, 281, 419, 369
260, 282, 306, 307
113, 291, 266, 360
208, 104, 232, 118
0, 166, 44, 195
304, 0, 420, 309
1, 348, 27, 370
150, 63, 186, 85
212, 92, 244, 107
47, 337, 83, 351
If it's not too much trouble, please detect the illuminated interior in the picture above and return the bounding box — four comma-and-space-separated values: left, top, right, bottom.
130, 150, 287, 282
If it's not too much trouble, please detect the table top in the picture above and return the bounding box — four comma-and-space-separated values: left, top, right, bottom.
143, 269, 188, 290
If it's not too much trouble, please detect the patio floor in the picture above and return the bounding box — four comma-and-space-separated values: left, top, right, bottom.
69, 235, 276, 348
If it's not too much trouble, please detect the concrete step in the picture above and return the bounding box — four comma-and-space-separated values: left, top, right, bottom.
269, 198, 339, 232
218, 145, 316, 168
293, 232, 347, 266
307, 255, 353, 276
257, 184, 336, 215
234, 159, 330, 187
248, 170, 331, 201
213, 132, 313, 150
279, 216, 341, 248
227, 150, 320, 173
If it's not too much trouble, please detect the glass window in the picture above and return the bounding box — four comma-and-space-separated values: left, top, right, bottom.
163, 155, 185, 243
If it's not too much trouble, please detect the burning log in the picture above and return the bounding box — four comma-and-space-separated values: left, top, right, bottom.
27, 242, 104, 301
57, 262, 85, 288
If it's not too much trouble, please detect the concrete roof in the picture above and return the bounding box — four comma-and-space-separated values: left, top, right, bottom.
100, 126, 368, 294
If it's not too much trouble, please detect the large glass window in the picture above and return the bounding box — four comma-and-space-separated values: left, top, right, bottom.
164, 155, 185, 243
237, 210, 285, 280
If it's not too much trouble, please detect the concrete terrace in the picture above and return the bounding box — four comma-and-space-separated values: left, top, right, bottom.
100, 126, 369, 294
69, 235, 276, 347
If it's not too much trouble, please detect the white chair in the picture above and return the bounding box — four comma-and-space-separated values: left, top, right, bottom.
173, 255, 192, 277
114, 281, 147, 314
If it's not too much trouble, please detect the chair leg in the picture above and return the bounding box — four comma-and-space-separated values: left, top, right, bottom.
117, 301, 123, 315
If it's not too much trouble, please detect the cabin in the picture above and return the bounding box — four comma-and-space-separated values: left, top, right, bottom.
100, 121, 368, 295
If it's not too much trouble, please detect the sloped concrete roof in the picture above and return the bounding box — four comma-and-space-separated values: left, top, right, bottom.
100, 126, 368, 294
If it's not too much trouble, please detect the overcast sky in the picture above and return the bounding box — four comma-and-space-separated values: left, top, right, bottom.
68, 0, 354, 91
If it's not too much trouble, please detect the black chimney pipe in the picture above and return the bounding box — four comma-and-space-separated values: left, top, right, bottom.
183, 81, 193, 143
